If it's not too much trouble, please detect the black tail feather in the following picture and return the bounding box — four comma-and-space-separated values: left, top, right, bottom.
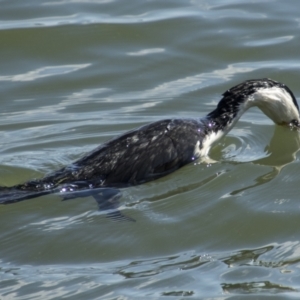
0, 186, 51, 204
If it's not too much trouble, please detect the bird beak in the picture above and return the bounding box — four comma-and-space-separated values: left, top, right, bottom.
289, 119, 300, 130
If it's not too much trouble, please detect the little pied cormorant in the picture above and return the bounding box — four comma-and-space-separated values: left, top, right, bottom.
0, 78, 299, 206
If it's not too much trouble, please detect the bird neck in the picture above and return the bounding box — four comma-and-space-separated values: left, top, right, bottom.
205, 94, 248, 133
205, 78, 300, 133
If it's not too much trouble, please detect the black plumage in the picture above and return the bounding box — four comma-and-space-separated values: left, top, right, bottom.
20, 118, 207, 188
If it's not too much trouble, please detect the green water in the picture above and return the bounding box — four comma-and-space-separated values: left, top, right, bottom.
1, 0, 300, 299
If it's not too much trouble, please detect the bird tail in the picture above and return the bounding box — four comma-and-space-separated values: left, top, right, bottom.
0, 185, 51, 204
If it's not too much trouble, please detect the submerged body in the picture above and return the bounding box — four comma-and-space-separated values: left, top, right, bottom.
1, 78, 299, 205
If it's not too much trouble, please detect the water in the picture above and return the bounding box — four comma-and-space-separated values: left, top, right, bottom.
1, 0, 300, 299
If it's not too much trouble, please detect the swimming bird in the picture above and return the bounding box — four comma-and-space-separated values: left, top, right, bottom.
0, 78, 299, 211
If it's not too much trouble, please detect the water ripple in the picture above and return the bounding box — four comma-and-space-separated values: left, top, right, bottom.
1, 242, 300, 298
0, 64, 90, 82
127, 48, 165, 56
245, 35, 294, 47
0, 9, 199, 30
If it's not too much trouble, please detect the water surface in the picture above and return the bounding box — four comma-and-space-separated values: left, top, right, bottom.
1, 0, 300, 299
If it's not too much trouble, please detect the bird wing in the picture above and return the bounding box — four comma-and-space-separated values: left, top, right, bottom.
73, 118, 202, 186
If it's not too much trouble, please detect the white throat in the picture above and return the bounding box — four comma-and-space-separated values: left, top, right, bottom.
248, 86, 300, 125
199, 84, 300, 157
